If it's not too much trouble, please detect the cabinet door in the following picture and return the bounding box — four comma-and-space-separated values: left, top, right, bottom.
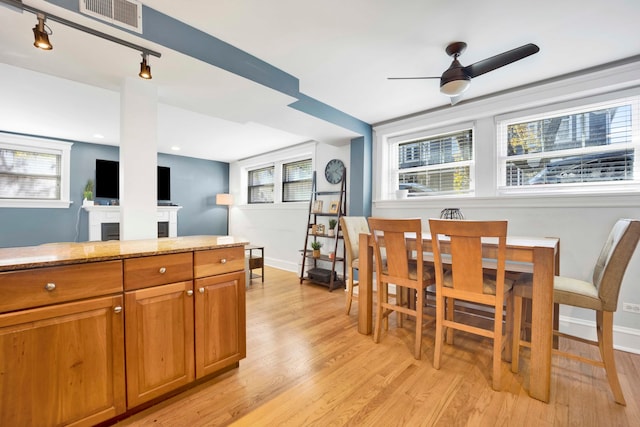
0, 295, 125, 427
194, 271, 246, 378
124, 281, 195, 408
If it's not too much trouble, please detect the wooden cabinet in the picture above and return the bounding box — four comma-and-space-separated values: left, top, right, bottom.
195, 271, 246, 377
0, 295, 126, 427
124, 280, 195, 407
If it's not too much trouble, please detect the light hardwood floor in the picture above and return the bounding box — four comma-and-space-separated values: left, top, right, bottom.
116, 267, 640, 426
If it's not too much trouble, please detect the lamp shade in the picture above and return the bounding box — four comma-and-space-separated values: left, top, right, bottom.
216, 193, 233, 206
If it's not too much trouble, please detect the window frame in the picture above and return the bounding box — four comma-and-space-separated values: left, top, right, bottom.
281, 158, 312, 203
387, 122, 476, 199
496, 93, 640, 196
247, 165, 275, 204
0, 133, 72, 208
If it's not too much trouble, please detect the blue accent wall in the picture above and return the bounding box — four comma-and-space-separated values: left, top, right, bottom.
0, 141, 229, 248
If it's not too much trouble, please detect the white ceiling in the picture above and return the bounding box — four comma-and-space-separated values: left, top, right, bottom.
1, 0, 639, 162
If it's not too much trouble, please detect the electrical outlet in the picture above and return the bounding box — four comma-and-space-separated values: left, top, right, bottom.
622, 302, 640, 314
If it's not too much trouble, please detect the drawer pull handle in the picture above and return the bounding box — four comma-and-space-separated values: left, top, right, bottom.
114, 306, 123, 314
220, 258, 227, 264
199, 287, 205, 294
159, 267, 167, 274
186, 290, 194, 296
44, 283, 56, 291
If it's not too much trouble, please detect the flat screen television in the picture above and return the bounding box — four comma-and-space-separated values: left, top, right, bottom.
95, 159, 171, 201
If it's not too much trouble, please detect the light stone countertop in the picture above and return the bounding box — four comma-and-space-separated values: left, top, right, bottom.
0, 235, 249, 271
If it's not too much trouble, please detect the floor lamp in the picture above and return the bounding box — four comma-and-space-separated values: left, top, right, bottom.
216, 193, 233, 235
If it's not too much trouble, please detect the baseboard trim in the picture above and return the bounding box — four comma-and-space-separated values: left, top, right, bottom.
559, 315, 640, 355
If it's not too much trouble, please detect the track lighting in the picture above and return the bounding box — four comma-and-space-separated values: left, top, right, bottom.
32, 13, 52, 50
139, 53, 152, 79
1, 0, 160, 78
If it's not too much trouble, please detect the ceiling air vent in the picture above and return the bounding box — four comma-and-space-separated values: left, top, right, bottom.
80, 0, 142, 33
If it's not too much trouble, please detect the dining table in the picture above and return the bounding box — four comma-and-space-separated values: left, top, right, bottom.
357, 231, 560, 403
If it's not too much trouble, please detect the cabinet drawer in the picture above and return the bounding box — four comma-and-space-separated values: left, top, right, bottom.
0, 260, 123, 313
124, 252, 193, 291
194, 247, 244, 278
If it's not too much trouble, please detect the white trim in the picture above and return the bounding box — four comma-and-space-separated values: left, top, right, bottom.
559, 314, 640, 355
0, 133, 73, 208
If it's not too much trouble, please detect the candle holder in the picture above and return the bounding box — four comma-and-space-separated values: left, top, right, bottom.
440, 208, 464, 219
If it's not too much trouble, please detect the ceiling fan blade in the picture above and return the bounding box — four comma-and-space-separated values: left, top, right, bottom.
463, 43, 539, 78
387, 76, 440, 80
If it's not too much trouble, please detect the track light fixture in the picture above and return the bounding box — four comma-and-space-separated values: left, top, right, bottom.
32, 13, 52, 50
1, 0, 160, 79
139, 53, 152, 79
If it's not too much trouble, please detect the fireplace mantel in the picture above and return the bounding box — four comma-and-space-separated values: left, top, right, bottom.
83, 205, 181, 241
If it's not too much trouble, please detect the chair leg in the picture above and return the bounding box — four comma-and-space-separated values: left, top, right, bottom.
345, 275, 354, 315
492, 299, 503, 391
445, 297, 454, 345
511, 294, 523, 373
598, 310, 626, 405
373, 282, 385, 343
396, 286, 404, 328
433, 293, 444, 369
503, 291, 513, 362
414, 287, 424, 360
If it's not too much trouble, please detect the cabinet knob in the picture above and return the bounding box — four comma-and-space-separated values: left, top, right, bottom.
159, 267, 167, 274
220, 258, 227, 264
114, 306, 123, 314
199, 287, 205, 294
44, 282, 56, 291
186, 290, 194, 296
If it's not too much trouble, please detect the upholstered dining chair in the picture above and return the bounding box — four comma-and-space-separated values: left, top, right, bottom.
340, 216, 371, 315
428, 219, 514, 391
368, 217, 436, 359
511, 219, 640, 405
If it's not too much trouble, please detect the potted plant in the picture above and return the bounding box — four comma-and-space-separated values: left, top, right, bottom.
310, 241, 322, 258
83, 179, 94, 206
328, 219, 337, 237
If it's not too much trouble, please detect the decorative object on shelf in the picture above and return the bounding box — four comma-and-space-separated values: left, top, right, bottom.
328, 252, 335, 260
311, 224, 318, 234
440, 208, 464, 219
316, 224, 325, 235
324, 159, 345, 184
311, 241, 322, 258
216, 193, 234, 235
82, 179, 94, 206
312, 200, 323, 213
328, 200, 340, 214
328, 219, 337, 237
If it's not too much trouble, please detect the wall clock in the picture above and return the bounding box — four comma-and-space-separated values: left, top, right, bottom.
324, 159, 345, 184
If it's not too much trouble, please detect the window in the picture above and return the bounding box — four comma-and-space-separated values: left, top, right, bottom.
248, 166, 274, 204
498, 96, 639, 193
392, 127, 474, 196
282, 158, 312, 202
0, 134, 72, 208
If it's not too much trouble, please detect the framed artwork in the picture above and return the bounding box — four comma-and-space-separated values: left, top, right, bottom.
316, 224, 325, 235
312, 200, 323, 213
328, 200, 340, 214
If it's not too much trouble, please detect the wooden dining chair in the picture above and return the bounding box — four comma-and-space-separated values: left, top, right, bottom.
428, 219, 514, 391
340, 216, 371, 315
511, 219, 640, 405
368, 217, 436, 359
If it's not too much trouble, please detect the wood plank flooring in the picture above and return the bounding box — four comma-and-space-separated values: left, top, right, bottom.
115, 267, 640, 426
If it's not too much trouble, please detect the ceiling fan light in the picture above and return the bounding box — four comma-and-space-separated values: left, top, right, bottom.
440, 79, 470, 96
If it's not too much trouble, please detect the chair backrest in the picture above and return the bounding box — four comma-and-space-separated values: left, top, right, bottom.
340, 216, 370, 266
368, 217, 423, 288
593, 219, 640, 311
429, 219, 507, 296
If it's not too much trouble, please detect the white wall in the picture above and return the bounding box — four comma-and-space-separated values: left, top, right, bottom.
373, 60, 640, 353
229, 141, 350, 273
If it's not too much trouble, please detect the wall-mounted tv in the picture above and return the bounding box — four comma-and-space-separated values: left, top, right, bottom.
95, 159, 171, 201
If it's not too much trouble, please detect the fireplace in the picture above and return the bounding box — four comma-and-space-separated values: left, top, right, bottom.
84, 205, 181, 241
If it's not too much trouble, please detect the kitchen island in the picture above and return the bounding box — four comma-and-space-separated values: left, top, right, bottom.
0, 236, 248, 427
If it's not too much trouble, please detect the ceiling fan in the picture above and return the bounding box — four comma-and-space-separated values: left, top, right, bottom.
389, 42, 540, 105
